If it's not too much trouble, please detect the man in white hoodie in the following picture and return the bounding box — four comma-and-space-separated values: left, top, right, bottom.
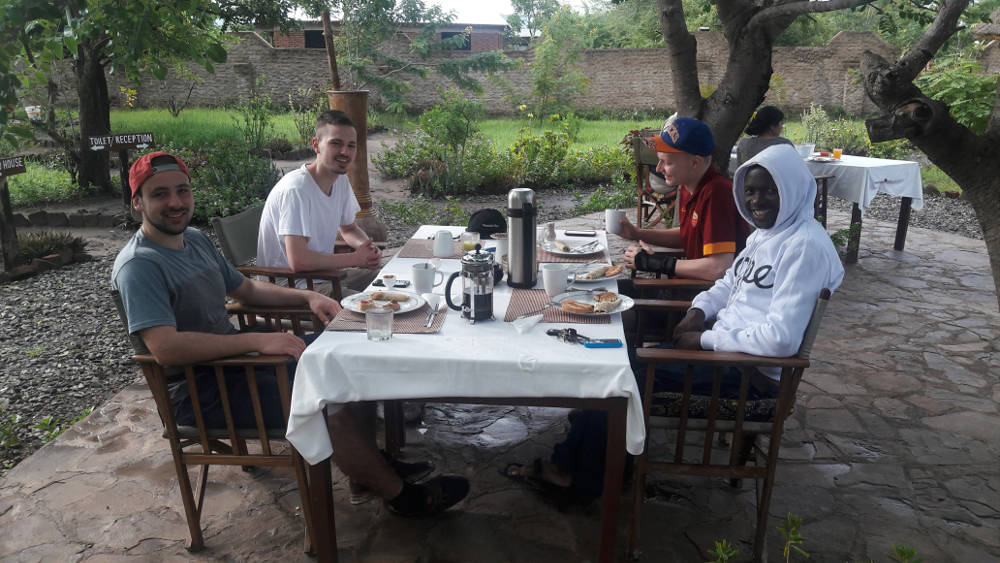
506, 144, 844, 499
671, 143, 845, 392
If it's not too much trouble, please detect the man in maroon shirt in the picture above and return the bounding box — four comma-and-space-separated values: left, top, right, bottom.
616, 117, 750, 281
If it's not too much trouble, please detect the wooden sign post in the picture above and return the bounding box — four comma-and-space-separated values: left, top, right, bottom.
0, 155, 28, 271
87, 132, 155, 212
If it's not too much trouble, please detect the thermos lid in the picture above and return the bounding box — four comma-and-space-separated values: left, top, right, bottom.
507, 187, 535, 210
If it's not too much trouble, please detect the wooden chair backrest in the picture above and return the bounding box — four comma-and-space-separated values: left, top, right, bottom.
211, 204, 264, 266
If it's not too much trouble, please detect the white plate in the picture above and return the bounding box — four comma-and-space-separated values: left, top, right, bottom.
552, 290, 635, 317
341, 290, 426, 315
540, 239, 606, 256
809, 156, 839, 163
568, 263, 624, 283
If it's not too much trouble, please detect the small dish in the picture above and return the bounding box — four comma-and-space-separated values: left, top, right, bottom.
341, 290, 425, 315
551, 290, 635, 316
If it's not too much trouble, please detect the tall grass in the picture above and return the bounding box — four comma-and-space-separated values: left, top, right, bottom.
111, 108, 300, 147
7, 165, 98, 207
479, 118, 660, 150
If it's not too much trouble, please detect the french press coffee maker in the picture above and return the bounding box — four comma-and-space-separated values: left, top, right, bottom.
445, 245, 495, 323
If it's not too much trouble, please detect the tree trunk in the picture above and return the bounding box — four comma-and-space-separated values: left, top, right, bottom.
861, 45, 1000, 309
75, 42, 112, 192
0, 177, 18, 270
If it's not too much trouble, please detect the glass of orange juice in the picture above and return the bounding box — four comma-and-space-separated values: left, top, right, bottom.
832, 148, 843, 160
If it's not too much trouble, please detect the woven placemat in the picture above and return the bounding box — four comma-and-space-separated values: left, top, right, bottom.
503, 289, 610, 324
396, 239, 462, 259
326, 305, 446, 333
537, 247, 604, 264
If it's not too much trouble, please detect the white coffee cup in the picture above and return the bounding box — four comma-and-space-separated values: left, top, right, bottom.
492, 232, 508, 260
432, 230, 454, 258
541, 263, 569, 297
605, 209, 626, 235
412, 262, 444, 294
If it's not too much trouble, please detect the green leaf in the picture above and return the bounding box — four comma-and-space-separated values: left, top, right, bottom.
205, 42, 227, 63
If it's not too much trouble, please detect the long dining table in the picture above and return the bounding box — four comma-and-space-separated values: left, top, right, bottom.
286, 225, 646, 562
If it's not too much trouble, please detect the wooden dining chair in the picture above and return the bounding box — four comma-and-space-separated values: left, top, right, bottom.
111, 291, 323, 554
632, 129, 677, 228
628, 275, 716, 346
627, 289, 831, 562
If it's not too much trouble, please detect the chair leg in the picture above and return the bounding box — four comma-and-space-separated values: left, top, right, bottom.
729, 436, 755, 488
173, 457, 206, 552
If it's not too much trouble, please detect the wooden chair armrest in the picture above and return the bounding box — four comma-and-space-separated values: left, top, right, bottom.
633, 299, 692, 312
633, 278, 714, 291
132, 354, 294, 367
635, 347, 810, 369
237, 265, 346, 281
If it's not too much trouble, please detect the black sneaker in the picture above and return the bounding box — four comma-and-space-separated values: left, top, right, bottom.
386, 476, 470, 517
382, 450, 434, 483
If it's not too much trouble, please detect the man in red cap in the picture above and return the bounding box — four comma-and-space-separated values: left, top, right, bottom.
112, 152, 469, 517
616, 117, 750, 281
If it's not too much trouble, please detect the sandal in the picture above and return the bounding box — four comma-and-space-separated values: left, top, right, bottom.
501, 458, 578, 512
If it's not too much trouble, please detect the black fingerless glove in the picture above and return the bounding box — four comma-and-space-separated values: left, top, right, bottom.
634, 251, 677, 277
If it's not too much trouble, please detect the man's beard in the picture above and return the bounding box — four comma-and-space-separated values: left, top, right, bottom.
145, 209, 191, 236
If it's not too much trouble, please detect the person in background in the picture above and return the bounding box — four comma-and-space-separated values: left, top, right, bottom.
735, 105, 794, 165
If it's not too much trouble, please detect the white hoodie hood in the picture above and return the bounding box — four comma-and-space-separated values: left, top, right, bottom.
692, 144, 844, 377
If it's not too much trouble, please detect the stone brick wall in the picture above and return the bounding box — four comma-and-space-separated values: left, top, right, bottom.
89, 29, 993, 118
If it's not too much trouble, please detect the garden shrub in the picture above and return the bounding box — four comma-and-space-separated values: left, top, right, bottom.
381, 195, 470, 228
572, 175, 635, 215
164, 140, 279, 222
16, 231, 87, 265
799, 104, 869, 155
867, 138, 912, 160
510, 126, 570, 187
7, 164, 88, 206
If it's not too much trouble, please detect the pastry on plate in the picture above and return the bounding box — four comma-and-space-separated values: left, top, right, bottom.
592, 292, 621, 313
561, 299, 595, 314
369, 291, 410, 302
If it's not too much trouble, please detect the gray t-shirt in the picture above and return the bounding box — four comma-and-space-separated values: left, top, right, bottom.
736, 136, 794, 166
112, 227, 245, 339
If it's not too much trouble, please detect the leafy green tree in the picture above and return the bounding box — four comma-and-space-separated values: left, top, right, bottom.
529, 7, 590, 118
0, 1, 323, 191
506, 0, 561, 39
331, 0, 516, 113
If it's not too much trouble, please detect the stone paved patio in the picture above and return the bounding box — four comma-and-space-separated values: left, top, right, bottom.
1, 208, 997, 562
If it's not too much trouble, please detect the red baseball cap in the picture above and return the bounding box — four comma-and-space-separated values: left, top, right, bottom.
128, 152, 190, 197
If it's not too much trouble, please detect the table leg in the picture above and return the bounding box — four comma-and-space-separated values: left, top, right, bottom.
598, 397, 628, 563
846, 203, 862, 264
894, 196, 912, 252
307, 457, 338, 562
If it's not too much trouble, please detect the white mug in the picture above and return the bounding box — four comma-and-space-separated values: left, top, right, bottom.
492, 232, 508, 260
412, 262, 444, 294
432, 230, 454, 258
541, 263, 569, 297
605, 209, 625, 235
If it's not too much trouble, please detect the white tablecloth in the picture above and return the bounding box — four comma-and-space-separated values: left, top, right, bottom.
286, 225, 646, 465
806, 155, 923, 215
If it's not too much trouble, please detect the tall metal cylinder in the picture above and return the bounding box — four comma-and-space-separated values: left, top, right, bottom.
506, 188, 537, 288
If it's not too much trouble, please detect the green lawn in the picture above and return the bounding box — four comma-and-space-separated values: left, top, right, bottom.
111, 108, 302, 147
479, 118, 660, 150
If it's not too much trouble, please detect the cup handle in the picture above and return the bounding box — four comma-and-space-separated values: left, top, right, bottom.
433, 271, 444, 286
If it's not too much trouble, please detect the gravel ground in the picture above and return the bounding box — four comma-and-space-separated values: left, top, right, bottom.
0, 189, 983, 476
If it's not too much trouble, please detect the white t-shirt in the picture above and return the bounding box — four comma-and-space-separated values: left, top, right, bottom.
257, 165, 361, 287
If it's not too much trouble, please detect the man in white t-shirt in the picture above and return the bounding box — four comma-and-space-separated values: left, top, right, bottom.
257, 109, 382, 295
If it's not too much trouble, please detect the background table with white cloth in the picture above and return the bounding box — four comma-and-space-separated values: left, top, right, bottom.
806, 155, 923, 262
286, 225, 644, 563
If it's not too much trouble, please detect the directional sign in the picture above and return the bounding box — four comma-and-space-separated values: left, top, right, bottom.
0, 156, 26, 177
87, 132, 155, 152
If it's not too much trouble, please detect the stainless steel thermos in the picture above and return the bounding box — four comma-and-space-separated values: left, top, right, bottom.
506, 188, 537, 288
